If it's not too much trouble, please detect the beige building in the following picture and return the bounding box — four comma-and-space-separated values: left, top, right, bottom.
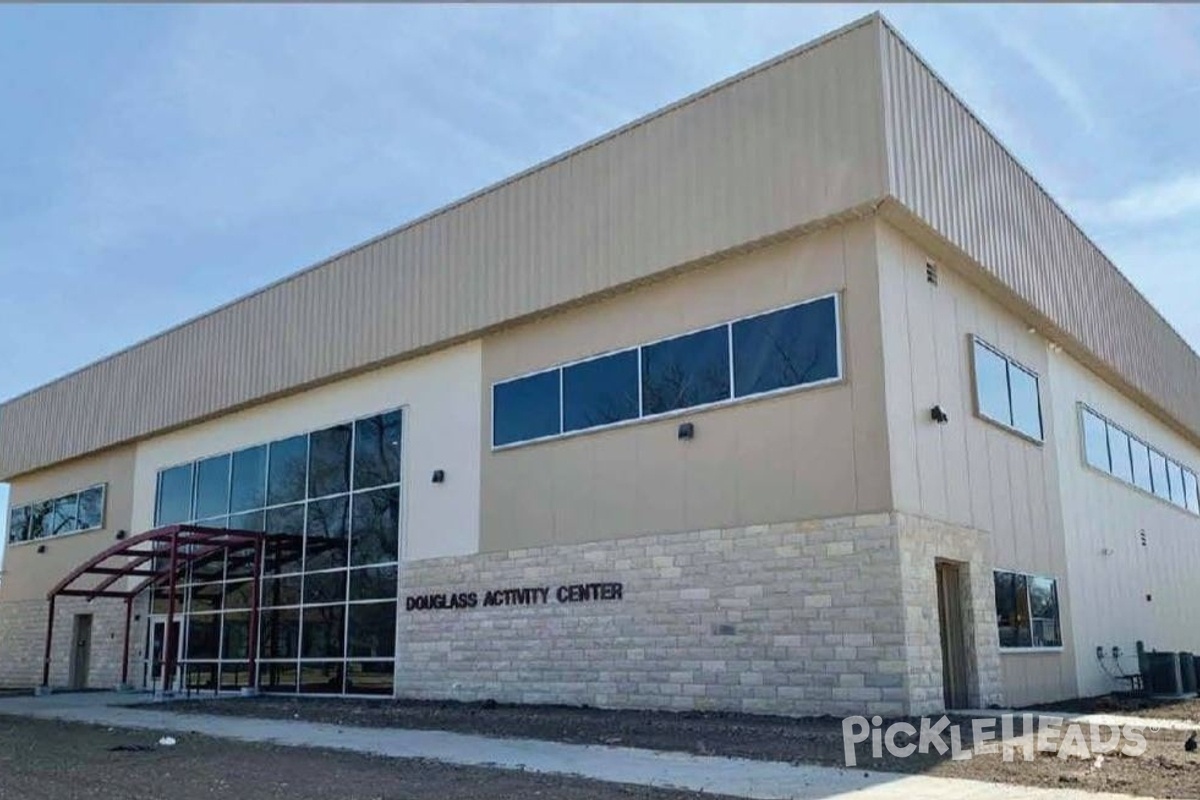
3, 14, 1200, 715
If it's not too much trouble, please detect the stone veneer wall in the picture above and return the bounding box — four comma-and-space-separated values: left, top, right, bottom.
397, 513, 917, 716
896, 514, 1004, 714
0, 596, 146, 689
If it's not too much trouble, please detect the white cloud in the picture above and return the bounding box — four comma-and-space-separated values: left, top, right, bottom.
1077, 172, 1200, 226
981, 9, 1097, 134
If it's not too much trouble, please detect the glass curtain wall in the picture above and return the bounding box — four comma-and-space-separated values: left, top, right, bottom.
151, 409, 402, 695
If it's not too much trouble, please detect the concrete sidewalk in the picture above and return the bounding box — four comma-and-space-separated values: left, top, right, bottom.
0, 692, 1160, 800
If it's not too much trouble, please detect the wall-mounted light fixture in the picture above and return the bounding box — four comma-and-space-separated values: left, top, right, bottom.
115, 530, 127, 540
36, 544, 46, 554
431, 469, 445, 484
930, 405, 949, 424
677, 422, 695, 440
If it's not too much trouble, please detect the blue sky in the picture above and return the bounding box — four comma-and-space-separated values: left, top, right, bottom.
2, 4, 1200, 548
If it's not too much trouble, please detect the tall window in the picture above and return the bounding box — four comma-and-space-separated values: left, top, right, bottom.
1079, 404, 1200, 516
971, 338, 1043, 441
492, 294, 841, 448
151, 408, 402, 697
994, 570, 1061, 649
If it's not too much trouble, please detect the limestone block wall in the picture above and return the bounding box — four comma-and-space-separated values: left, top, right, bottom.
897, 514, 1004, 713
397, 513, 916, 717
0, 596, 147, 689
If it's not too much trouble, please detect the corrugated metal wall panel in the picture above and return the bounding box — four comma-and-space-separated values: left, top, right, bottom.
0, 17, 889, 479
879, 23, 1200, 443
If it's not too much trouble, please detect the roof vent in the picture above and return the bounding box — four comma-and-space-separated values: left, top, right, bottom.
925, 262, 939, 286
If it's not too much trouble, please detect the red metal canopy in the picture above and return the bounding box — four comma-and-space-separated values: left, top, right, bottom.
42, 524, 268, 691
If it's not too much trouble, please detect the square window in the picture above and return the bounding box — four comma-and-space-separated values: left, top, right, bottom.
300, 605, 345, 659
347, 601, 397, 658
493, 370, 561, 447
49, 494, 79, 536
562, 350, 639, 433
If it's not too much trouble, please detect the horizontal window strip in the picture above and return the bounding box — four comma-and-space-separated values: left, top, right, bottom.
1080, 404, 1200, 515
492, 293, 841, 448
6, 484, 107, 544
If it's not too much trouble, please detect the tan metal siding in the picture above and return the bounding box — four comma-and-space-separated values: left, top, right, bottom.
0, 18, 889, 479
879, 23, 1200, 444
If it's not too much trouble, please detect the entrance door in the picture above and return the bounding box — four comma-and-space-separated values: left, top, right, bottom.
68, 614, 93, 690
146, 616, 182, 692
935, 560, 970, 710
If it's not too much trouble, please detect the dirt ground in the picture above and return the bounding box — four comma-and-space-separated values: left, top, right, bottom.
1034, 693, 1200, 723
0, 713, 741, 800
153, 695, 1200, 798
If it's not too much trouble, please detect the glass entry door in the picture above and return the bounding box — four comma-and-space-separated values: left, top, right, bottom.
146, 616, 182, 692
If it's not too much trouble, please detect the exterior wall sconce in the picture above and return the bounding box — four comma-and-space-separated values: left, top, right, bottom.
115, 530, 127, 540
930, 405, 949, 424
36, 544, 46, 554
677, 422, 695, 440
431, 469, 445, 484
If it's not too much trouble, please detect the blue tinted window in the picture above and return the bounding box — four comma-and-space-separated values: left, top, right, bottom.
353, 411, 402, 489
733, 297, 838, 397
268, 435, 308, 506
309, 424, 352, 498
493, 370, 561, 446
194, 454, 231, 520
156, 464, 194, 525
230, 445, 267, 513
641, 326, 730, 416
563, 350, 639, 433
